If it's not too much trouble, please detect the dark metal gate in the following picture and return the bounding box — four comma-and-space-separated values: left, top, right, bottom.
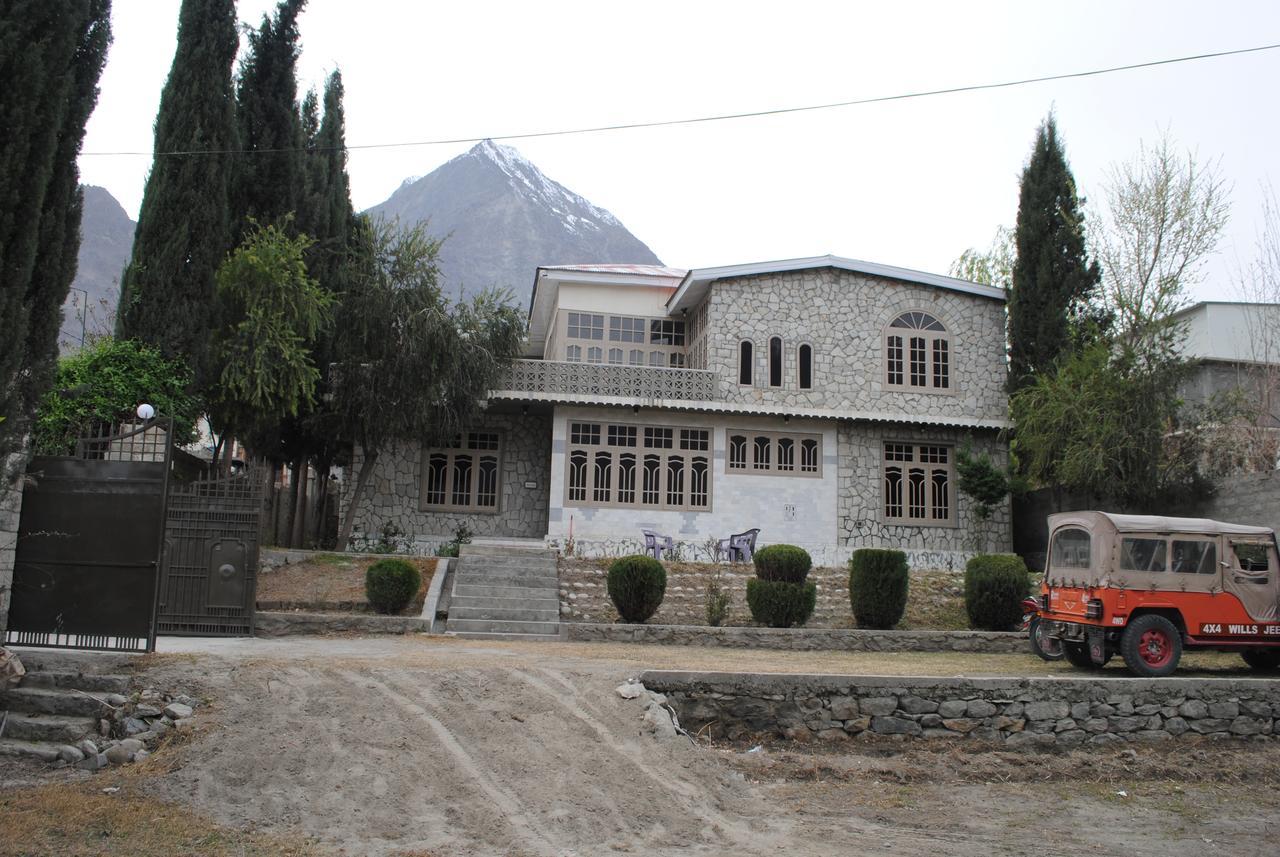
157, 465, 264, 636
4, 421, 172, 653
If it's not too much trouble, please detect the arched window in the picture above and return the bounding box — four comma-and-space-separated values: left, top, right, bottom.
738, 340, 753, 385
797, 343, 813, 389
768, 336, 783, 387
885, 311, 950, 390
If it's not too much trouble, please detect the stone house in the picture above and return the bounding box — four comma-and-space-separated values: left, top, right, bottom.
342, 255, 1011, 568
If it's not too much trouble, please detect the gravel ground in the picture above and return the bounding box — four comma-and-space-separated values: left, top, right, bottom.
4, 636, 1278, 857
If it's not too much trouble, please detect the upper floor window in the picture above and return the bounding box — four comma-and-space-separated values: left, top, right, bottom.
885, 311, 949, 390
609, 316, 646, 343
798, 343, 813, 389
567, 312, 604, 340
768, 337, 783, 387
738, 341, 753, 385
649, 319, 686, 346
421, 432, 502, 513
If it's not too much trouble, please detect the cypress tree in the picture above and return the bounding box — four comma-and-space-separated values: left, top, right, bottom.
118, 0, 238, 394
0, 1, 112, 460
1007, 115, 1102, 394
234, 0, 307, 231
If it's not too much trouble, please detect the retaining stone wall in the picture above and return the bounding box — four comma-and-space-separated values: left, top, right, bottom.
0, 453, 26, 635
254, 611, 429, 636
569, 623, 1024, 653
641, 671, 1280, 745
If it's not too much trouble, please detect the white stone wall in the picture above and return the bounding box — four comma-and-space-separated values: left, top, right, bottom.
341, 413, 552, 549
701, 268, 1008, 422
547, 405, 841, 562
838, 423, 1010, 570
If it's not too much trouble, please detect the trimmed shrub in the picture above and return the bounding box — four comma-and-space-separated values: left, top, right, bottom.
365, 558, 421, 614
752, 544, 812, 583
964, 554, 1030, 631
607, 555, 667, 623
849, 549, 909, 629
746, 579, 816, 628
705, 571, 731, 627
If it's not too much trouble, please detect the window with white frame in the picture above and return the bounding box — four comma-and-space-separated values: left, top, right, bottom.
884, 311, 950, 390
420, 432, 502, 513
565, 421, 711, 510
882, 442, 952, 525
727, 430, 821, 477
609, 316, 646, 343
563, 312, 686, 364
567, 312, 604, 341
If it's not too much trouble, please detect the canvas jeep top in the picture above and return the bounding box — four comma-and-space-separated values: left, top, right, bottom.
1039, 511, 1280, 676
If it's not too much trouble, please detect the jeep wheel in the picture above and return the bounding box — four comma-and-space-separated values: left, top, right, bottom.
1120, 614, 1182, 677
1029, 618, 1065, 661
1241, 650, 1280, 672
1063, 641, 1109, 670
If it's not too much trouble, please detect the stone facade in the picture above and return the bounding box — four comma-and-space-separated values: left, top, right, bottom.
839, 424, 1009, 570
0, 458, 23, 635
699, 268, 1007, 423
341, 413, 552, 552
643, 671, 1280, 745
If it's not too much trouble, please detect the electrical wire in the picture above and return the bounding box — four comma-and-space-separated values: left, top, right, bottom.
81, 41, 1280, 158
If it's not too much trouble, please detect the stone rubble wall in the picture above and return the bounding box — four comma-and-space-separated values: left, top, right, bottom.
0, 452, 27, 636
254, 610, 430, 636
570, 623, 1025, 653
641, 671, 1280, 746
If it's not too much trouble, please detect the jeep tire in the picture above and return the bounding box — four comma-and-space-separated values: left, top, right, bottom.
1063, 641, 1109, 670
1120, 614, 1182, 677
1241, 650, 1280, 671
1028, 617, 1065, 661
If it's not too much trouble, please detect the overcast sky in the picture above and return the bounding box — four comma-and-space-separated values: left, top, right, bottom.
79, 1, 1280, 302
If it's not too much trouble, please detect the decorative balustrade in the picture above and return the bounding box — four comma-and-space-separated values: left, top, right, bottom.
492, 359, 719, 402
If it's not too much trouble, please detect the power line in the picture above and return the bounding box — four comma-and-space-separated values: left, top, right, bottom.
82, 41, 1280, 158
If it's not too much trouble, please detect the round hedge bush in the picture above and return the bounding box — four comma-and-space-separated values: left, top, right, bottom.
746, 579, 817, 628
848, 548, 909, 630
752, 544, 812, 583
607, 554, 667, 623
964, 554, 1030, 631
365, 558, 421, 614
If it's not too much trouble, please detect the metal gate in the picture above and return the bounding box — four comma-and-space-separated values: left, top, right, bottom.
157, 465, 264, 636
4, 421, 172, 653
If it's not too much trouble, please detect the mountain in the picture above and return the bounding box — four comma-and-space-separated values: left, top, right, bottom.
366, 140, 662, 302
60, 185, 135, 351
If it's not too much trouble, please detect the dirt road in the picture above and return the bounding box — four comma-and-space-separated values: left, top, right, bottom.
26, 637, 1280, 855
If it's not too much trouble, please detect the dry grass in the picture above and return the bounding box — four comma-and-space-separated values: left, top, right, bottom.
256, 555, 437, 612
0, 778, 322, 857
898, 570, 970, 631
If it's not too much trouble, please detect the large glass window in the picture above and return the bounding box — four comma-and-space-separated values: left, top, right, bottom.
726, 430, 822, 478
421, 432, 502, 513
885, 312, 950, 391
882, 442, 952, 525
609, 316, 646, 343
565, 421, 711, 511
567, 312, 604, 340
649, 319, 686, 346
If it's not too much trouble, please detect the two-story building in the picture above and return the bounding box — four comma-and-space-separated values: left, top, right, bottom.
342, 255, 1011, 568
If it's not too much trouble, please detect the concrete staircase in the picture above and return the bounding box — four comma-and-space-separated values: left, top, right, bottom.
0, 661, 126, 763
444, 543, 561, 639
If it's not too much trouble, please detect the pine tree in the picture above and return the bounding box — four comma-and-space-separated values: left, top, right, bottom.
1007, 115, 1102, 394
234, 0, 307, 231
118, 0, 238, 394
0, 1, 111, 461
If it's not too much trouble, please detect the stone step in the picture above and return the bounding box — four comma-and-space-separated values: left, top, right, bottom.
459, 544, 557, 559
448, 605, 560, 622
452, 572, 559, 588
20, 671, 130, 694
446, 630, 565, 642
458, 558, 558, 574
445, 618, 561, 636
0, 738, 62, 764
0, 686, 111, 718
0, 713, 97, 744
452, 583, 560, 600
450, 594, 559, 610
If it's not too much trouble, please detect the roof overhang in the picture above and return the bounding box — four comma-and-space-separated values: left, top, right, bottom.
666, 254, 1005, 314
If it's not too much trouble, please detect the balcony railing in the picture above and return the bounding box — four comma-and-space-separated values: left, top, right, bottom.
492, 359, 718, 402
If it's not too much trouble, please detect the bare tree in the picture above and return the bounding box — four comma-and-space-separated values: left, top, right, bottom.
1232, 185, 1280, 470
1097, 130, 1231, 339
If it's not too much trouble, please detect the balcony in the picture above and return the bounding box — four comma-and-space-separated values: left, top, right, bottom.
491, 359, 719, 403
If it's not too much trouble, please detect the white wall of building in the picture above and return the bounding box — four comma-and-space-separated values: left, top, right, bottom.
1177, 302, 1280, 363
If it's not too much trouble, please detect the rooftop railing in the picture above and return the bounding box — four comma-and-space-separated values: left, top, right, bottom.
492, 359, 719, 402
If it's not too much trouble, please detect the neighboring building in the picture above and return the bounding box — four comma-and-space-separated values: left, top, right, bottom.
342, 255, 1012, 568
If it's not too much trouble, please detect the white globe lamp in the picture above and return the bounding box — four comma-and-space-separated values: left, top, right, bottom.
136, 403, 156, 421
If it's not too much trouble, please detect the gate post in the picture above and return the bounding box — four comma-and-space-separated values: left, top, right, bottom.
0, 451, 28, 636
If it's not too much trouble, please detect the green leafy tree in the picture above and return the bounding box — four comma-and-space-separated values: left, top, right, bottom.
34, 337, 200, 456
1007, 115, 1103, 394
0, 1, 111, 465
332, 218, 524, 550
234, 0, 306, 232
950, 225, 1015, 290
210, 220, 333, 450
118, 0, 238, 396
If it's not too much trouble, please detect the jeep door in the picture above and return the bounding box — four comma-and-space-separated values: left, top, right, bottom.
1224, 539, 1280, 622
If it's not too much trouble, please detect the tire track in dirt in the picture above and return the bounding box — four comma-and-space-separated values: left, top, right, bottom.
336, 667, 562, 857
